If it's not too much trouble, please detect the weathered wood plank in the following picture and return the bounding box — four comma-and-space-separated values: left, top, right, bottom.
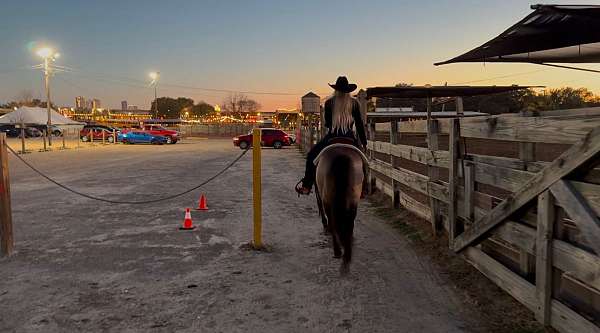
463, 246, 538, 312
464, 162, 475, 223
397, 115, 600, 144
370, 159, 448, 203
570, 181, 600, 217
550, 299, 600, 333
454, 126, 600, 252
551, 180, 600, 256
553, 239, 600, 291
367, 140, 449, 168
535, 190, 555, 325
470, 161, 535, 192
427, 117, 442, 235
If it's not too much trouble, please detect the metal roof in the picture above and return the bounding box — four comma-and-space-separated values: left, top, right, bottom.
435, 4, 600, 65
366, 85, 535, 99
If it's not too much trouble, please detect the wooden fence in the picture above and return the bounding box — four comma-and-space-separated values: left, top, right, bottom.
366, 108, 600, 332
178, 123, 254, 137
298, 125, 322, 153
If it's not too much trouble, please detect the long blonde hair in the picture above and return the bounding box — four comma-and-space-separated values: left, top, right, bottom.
329, 91, 354, 134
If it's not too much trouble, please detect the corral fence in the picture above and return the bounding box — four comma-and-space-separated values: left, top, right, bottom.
178, 123, 254, 138
298, 125, 322, 153
366, 108, 600, 332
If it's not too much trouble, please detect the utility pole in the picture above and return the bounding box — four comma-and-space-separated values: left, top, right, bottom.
36, 47, 60, 146
44, 56, 52, 146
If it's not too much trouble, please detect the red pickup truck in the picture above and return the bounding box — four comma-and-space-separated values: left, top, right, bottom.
123, 125, 180, 144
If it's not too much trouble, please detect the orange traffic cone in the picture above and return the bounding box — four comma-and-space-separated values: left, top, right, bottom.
179, 208, 195, 230
196, 194, 208, 211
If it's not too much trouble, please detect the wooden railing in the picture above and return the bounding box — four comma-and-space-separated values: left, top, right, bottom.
367, 108, 600, 332
298, 125, 322, 154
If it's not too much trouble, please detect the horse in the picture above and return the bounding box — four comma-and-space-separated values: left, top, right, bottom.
314, 140, 367, 274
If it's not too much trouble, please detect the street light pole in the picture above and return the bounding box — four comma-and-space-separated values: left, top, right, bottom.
154, 82, 158, 119
36, 47, 59, 146
150, 71, 160, 119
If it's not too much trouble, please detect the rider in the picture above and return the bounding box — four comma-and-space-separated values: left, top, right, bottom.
295, 76, 367, 195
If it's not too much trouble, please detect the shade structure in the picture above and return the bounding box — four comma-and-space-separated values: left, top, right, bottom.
435, 5, 600, 65
0, 107, 84, 125
366, 85, 535, 99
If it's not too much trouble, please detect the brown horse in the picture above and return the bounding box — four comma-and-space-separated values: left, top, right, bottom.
314, 143, 366, 274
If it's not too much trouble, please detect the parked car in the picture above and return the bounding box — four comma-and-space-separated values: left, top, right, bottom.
118, 131, 167, 145
139, 125, 180, 144
80, 127, 118, 143
17, 127, 43, 138
287, 132, 296, 144
233, 128, 291, 149
0, 125, 20, 138
32, 125, 63, 136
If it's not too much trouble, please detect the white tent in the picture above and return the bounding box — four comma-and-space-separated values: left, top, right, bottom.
0, 106, 84, 126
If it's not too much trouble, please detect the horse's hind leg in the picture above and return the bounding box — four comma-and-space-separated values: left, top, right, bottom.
332, 231, 342, 259
314, 184, 328, 233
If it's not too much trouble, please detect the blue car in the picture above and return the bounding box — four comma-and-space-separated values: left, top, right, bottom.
118, 131, 168, 145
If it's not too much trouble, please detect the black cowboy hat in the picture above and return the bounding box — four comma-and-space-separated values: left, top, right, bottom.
329, 76, 357, 93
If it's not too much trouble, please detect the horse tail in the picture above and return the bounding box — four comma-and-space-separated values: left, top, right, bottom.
330, 154, 358, 274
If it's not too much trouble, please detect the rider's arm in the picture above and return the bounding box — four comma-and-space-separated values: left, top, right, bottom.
352, 101, 367, 148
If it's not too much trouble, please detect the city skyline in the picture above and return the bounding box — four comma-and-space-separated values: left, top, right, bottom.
1, 0, 599, 111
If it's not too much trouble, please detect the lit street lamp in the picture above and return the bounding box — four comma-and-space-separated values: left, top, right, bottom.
36, 47, 60, 146
149, 71, 160, 119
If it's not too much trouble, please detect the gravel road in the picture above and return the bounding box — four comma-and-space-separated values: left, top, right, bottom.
0, 138, 483, 332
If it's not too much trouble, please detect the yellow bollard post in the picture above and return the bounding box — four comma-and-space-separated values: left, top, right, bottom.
252, 128, 262, 249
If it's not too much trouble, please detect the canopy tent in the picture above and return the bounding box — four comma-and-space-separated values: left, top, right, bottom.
0, 106, 84, 126
366, 85, 535, 99
435, 5, 600, 67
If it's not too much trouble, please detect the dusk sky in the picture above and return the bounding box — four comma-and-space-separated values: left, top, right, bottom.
1, 0, 598, 111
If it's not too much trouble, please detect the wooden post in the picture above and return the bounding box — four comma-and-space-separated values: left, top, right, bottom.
0, 133, 13, 256
448, 118, 460, 246
62, 132, 66, 149
464, 161, 475, 223
368, 120, 377, 194
102, 130, 106, 145
426, 96, 442, 235
90, 129, 94, 145
20, 120, 26, 154
455, 97, 464, 116
113, 129, 117, 144
252, 128, 262, 249
535, 190, 555, 326
390, 120, 399, 208
357, 89, 368, 126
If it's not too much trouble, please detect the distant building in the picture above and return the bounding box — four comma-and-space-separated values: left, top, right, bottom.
301, 92, 320, 114
127, 105, 139, 110
75, 96, 86, 109
121, 100, 128, 111
91, 99, 101, 109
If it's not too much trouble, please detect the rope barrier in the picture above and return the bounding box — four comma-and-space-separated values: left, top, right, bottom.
7, 145, 250, 205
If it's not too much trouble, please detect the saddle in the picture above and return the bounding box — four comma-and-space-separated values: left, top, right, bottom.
313, 143, 369, 167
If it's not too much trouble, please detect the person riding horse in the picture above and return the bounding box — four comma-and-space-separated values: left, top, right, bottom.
296, 76, 367, 196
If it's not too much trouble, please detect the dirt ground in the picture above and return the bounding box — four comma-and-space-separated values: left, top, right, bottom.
0, 138, 538, 332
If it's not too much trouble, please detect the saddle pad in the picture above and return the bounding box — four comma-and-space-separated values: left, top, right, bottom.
313, 143, 370, 167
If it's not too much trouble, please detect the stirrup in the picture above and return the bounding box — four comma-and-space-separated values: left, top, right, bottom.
295, 180, 311, 196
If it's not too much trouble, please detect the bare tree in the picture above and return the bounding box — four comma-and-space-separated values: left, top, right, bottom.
14, 90, 33, 106
222, 93, 261, 117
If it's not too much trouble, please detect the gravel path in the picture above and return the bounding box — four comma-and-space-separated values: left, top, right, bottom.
0, 139, 480, 332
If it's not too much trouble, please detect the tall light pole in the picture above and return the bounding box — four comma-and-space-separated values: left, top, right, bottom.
36, 47, 60, 146
149, 71, 160, 119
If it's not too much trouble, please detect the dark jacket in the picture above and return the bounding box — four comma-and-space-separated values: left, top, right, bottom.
323, 97, 367, 147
